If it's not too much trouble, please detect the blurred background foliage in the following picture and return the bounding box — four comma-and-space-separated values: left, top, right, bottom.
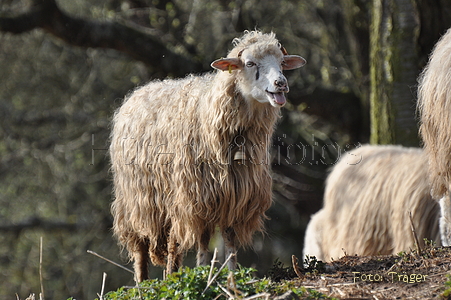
0, 0, 450, 298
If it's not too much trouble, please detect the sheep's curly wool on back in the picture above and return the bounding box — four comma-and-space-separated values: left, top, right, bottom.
303, 145, 440, 261
418, 28, 451, 199
110, 31, 282, 267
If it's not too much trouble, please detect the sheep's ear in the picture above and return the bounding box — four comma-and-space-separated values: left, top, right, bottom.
211, 58, 243, 71
283, 55, 306, 70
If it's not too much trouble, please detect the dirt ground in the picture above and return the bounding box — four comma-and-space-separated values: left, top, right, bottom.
281, 245, 451, 299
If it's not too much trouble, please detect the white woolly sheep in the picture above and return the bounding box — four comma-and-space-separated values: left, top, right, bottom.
303, 145, 441, 262
110, 30, 306, 281
417, 27, 451, 245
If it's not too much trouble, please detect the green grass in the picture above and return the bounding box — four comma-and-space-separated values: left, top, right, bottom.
99, 265, 335, 300
442, 274, 451, 299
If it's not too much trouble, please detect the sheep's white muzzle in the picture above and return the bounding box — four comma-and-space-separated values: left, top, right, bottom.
266, 90, 287, 107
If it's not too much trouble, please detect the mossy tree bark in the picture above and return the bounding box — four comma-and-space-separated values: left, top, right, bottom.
370, 0, 420, 146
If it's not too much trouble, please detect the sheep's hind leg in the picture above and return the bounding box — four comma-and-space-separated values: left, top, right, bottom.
197, 230, 211, 266
167, 234, 183, 274
133, 240, 150, 283
440, 194, 451, 246
223, 227, 237, 270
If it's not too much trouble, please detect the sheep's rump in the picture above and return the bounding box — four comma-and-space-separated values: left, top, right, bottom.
418, 27, 451, 199
303, 145, 441, 261
110, 72, 274, 265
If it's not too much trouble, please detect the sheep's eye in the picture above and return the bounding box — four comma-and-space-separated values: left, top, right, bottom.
246, 61, 256, 68
281, 61, 287, 67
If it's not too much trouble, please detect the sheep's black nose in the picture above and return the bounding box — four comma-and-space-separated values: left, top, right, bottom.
275, 78, 288, 92
275, 78, 287, 88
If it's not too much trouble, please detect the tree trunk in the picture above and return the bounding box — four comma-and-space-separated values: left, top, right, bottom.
370, 0, 420, 146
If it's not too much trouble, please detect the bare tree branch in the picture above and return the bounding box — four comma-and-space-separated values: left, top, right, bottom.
0, 0, 203, 76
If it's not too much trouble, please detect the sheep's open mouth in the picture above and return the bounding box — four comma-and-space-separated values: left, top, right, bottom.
266, 91, 287, 106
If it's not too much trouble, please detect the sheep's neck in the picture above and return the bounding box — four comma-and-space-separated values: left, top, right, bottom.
210, 73, 279, 132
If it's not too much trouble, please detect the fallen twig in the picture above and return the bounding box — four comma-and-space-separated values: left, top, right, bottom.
216, 282, 234, 298
39, 237, 45, 300
408, 211, 422, 255
97, 272, 107, 300
291, 255, 303, 278
202, 252, 236, 294
227, 271, 240, 297
243, 292, 271, 300
207, 248, 219, 284
87, 250, 134, 275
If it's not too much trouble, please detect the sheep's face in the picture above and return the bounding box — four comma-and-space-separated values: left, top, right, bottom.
211, 49, 306, 107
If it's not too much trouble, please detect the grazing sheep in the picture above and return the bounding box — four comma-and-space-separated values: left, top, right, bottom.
417, 28, 451, 245
303, 145, 441, 262
110, 30, 306, 281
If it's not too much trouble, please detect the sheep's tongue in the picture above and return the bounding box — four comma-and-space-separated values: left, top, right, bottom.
273, 92, 286, 105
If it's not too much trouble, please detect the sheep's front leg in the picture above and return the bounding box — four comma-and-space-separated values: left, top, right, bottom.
440, 194, 451, 246
197, 230, 211, 266
223, 227, 237, 270
133, 240, 150, 283
167, 233, 183, 274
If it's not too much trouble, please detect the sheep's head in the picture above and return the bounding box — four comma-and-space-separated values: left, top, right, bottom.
211, 31, 306, 107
